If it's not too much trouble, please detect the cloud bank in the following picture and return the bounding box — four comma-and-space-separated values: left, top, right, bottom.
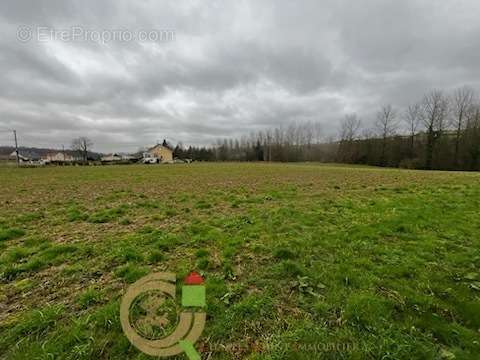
1, 0, 479, 152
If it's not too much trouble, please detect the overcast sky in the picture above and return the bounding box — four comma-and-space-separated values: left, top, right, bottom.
1, 0, 480, 152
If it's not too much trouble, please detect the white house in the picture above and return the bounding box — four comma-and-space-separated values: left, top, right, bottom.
143, 142, 174, 163
43, 152, 77, 162
101, 153, 123, 162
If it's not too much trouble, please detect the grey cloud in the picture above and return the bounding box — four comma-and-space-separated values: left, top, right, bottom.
1, 0, 479, 152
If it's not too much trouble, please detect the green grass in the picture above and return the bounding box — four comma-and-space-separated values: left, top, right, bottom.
0, 227, 26, 242
0, 163, 479, 359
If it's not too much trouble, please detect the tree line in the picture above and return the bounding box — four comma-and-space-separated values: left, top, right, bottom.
190, 87, 480, 171
337, 87, 480, 170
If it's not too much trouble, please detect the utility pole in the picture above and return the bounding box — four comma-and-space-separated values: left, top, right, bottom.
13, 129, 19, 167
62, 144, 66, 162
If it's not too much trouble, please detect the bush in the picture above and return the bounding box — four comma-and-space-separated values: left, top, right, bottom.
399, 158, 423, 169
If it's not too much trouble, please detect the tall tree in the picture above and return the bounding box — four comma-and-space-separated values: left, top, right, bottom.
342, 114, 361, 141
71, 137, 93, 163
375, 104, 398, 166
421, 90, 449, 169
338, 114, 361, 163
404, 103, 422, 157
465, 105, 480, 170
451, 86, 474, 168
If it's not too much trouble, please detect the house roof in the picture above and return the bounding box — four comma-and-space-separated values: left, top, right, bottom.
9, 150, 40, 160
147, 144, 173, 152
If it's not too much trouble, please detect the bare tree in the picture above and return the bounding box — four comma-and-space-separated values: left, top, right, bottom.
312, 122, 323, 145
339, 114, 361, 142
451, 86, 475, 167
421, 90, 449, 169
71, 137, 93, 163
375, 104, 398, 166
205, 85, 478, 170
404, 103, 422, 156
264, 129, 272, 161
465, 104, 480, 170
338, 114, 361, 162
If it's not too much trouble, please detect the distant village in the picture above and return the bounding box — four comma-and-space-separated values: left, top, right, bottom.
1, 140, 194, 166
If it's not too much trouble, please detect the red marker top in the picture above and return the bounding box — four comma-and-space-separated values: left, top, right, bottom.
184, 271, 204, 285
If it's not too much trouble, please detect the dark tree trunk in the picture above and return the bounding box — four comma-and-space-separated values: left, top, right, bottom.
425, 128, 435, 170
454, 114, 463, 168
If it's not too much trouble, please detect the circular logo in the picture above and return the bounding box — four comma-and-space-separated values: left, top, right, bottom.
17, 26, 32, 42
129, 290, 179, 340
120, 272, 206, 358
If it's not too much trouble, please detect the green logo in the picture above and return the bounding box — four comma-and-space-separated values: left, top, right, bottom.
120, 271, 206, 359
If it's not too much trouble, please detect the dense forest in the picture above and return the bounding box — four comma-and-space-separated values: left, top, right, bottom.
176, 87, 480, 171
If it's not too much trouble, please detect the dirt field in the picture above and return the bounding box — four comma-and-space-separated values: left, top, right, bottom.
1, 163, 479, 359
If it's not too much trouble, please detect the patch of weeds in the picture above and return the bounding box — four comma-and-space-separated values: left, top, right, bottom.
4, 305, 64, 342
136, 200, 160, 209
197, 258, 210, 270
222, 215, 254, 230
41, 244, 78, 262
165, 208, 177, 216
114, 264, 149, 283
147, 250, 165, 263
0, 227, 26, 242
61, 263, 84, 276
222, 261, 235, 280
457, 301, 480, 329
151, 214, 162, 221
195, 200, 212, 209
22, 258, 47, 272
88, 206, 127, 223
137, 227, 167, 244
92, 300, 121, 331
1, 264, 23, 282
13, 278, 34, 291
113, 246, 144, 264
138, 226, 155, 234
312, 301, 330, 319
66, 207, 88, 222
345, 292, 393, 330
24, 236, 50, 248
273, 247, 297, 260
16, 212, 44, 224
230, 293, 275, 322
119, 218, 132, 225
206, 276, 229, 299
155, 235, 181, 251
415, 312, 461, 347
222, 246, 237, 260
2, 246, 32, 264
290, 276, 326, 298
274, 260, 305, 278
188, 222, 211, 236
77, 288, 103, 309
195, 248, 209, 258
77, 244, 95, 258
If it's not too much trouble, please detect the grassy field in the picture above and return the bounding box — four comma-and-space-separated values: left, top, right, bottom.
1, 163, 480, 359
